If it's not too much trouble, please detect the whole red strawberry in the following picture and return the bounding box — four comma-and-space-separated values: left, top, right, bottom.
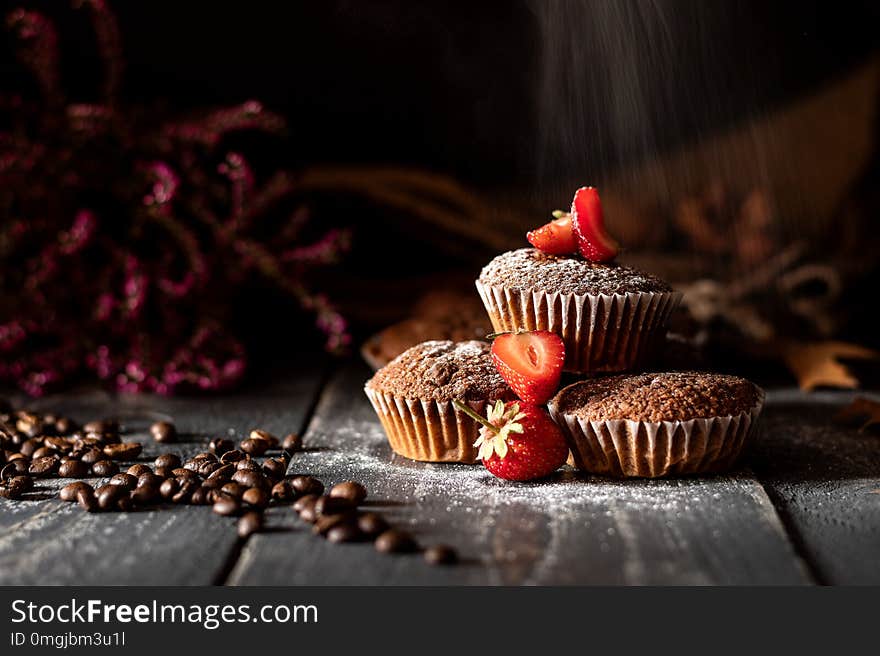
491, 330, 565, 405
454, 400, 569, 481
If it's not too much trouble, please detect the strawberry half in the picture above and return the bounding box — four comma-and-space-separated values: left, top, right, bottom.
570, 186, 620, 262
453, 400, 569, 481
491, 330, 564, 405
526, 212, 577, 255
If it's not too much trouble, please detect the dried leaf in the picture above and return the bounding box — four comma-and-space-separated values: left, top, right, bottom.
834, 397, 880, 432
779, 340, 878, 391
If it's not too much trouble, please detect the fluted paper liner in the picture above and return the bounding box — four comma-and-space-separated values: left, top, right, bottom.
364, 387, 493, 463
548, 392, 764, 477
475, 281, 681, 374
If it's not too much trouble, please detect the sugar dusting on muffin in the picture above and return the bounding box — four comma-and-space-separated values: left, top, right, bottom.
366, 340, 513, 402
553, 372, 760, 422
478, 248, 672, 296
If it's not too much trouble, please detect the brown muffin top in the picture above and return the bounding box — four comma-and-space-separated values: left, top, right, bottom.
478, 248, 672, 296
551, 372, 761, 422
366, 340, 514, 402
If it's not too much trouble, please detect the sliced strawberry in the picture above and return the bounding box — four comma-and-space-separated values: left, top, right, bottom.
570, 186, 620, 262
491, 330, 565, 405
453, 400, 569, 481
526, 213, 577, 255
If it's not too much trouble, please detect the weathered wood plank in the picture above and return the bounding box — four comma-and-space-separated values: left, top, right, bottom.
228, 363, 811, 585
0, 361, 327, 585
751, 389, 880, 585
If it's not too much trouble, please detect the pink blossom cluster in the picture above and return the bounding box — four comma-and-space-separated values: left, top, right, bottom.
0, 1, 351, 396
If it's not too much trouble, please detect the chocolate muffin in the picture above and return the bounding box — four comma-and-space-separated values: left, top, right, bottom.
364, 340, 515, 463
548, 372, 764, 477
475, 248, 681, 373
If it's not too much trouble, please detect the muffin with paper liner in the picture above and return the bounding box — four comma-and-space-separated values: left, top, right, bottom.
476, 187, 681, 374
364, 340, 516, 463
548, 371, 764, 477
476, 248, 680, 373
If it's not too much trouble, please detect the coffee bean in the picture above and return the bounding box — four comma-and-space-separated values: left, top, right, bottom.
16, 413, 43, 437
58, 459, 89, 478
314, 495, 355, 517
29, 455, 60, 477
271, 480, 296, 502
375, 529, 417, 554
127, 464, 151, 477
159, 478, 180, 500
262, 458, 287, 481
60, 481, 93, 502
1, 460, 28, 479
294, 494, 320, 523
103, 442, 142, 461
84, 419, 119, 435
79, 448, 104, 464
206, 463, 235, 483
91, 460, 119, 476
357, 512, 389, 539
190, 486, 211, 505
237, 511, 263, 537
172, 479, 199, 504
232, 469, 267, 489
54, 417, 75, 434
131, 484, 160, 505
154, 466, 172, 478
240, 438, 268, 456
220, 482, 246, 499
197, 460, 220, 477
96, 484, 122, 510
329, 481, 367, 505
219, 449, 245, 464
19, 438, 40, 458
193, 451, 218, 462
43, 436, 72, 452
290, 475, 324, 497
209, 438, 235, 456
154, 453, 181, 470
0, 475, 31, 499
0, 485, 21, 499
109, 473, 137, 491
249, 429, 278, 446
150, 421, 177, 443
171, 467, 198, 480
327, 523, 363, 544
313, 512, 356, 536
281, 432, 302, 453
34, 446, 59, 460
10, 475, 33, 492
213, 496, 241, 516
242, 487, 269, 509
136, 472, 162, 488
424, 545, 458, 565
235, 458, 260, 471
77, 488, 99, 512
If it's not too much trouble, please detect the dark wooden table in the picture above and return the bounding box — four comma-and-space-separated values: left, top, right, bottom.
2, 359, 878, 585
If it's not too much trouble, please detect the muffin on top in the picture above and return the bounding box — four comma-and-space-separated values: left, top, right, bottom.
476, 248, 681, 374
365, 340, 515, 463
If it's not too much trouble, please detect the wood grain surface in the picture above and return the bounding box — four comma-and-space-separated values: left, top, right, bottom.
1, 360, 876, 585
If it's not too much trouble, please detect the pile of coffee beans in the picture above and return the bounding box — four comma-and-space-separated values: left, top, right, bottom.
1, 403, 457, 567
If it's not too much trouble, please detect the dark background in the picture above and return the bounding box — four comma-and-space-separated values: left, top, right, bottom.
2, 0, 878, 186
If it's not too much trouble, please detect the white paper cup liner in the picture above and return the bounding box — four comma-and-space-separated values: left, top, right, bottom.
364, 387, 494, 463
475, 281, 681, 373
548, 391, 764, 477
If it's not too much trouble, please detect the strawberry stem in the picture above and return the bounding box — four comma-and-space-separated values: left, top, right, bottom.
452, 400, 498, 433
